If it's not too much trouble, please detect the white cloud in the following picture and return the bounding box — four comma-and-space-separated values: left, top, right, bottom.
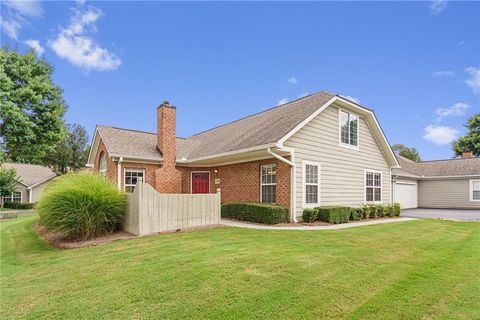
340, 95, 360, 104
430, 0, 448, 15
1, 0, 43, 40
432, 70, 454, 77
465, 66, 480, 93
435, 102, 469, 121
76, 0, 86, 5
277, 98, 289, 105
423, 125, 459, 145
49, 6, 122, 71
288, 77, 297, 84
24, 39, 44, 55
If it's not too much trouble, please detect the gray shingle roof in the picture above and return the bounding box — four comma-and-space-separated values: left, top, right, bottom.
97, 91, 335, 161
2, 163, 56, 187
393, 155, 480, 177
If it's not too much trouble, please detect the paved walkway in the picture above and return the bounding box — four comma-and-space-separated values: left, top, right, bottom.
401, 208, 480, 221
221, 217, 416, 230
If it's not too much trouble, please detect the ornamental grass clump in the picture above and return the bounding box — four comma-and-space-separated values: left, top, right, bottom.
37, 173, 127, 240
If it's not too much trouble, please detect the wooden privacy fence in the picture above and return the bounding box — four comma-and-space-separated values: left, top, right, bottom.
124, 182, 221, 236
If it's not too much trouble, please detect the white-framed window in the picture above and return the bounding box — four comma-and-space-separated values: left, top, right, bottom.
3, 191, 22, 203
339, 109, 359, 148
302, 161, 321, 207
365, 170, 382, 203
470, 179, 480, 202
260, 164, 276, 203
99, 152, 107, 176
124, 168, 144, 193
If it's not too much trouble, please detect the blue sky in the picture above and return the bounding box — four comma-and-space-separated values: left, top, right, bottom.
1, 0, 479, 160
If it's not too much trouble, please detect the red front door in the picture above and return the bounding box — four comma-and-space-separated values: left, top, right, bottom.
191, 172, 210, 194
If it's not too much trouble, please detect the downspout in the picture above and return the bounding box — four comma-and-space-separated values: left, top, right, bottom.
117, 157, 123, 191
267, 148, 297, 223
27, 187, 32, 203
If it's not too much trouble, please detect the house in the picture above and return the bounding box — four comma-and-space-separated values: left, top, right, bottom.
392, 153, 480, 209
1, 163, 56, 204
87, 91, 400, 222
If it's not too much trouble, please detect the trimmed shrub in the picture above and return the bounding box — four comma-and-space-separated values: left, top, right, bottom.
221, 202, 289, 224
4, 202, 34, 209
369, 205, 378, 219
393, 202, 401, 216
37, 173, 127, 240
379, 205, 389, 217
349, 207, 363, 221
302, 208, 318, 223
362, 206, 371, 219
316, 206, 350, 224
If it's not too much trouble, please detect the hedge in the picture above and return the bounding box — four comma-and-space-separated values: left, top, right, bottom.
317, 206, 351, 224
221, 202, 289, 224
303, 203, 402, 224
3, 202, 35, 209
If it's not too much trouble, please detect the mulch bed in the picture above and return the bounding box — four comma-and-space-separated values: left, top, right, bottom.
33, 223, 135, 249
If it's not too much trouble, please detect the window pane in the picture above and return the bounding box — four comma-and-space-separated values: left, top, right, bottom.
374, 173, 381, 187
349, 115, 358, 146
340, 111, 350, 144
261, 185, 276, 203
366, 187, 373, 201
374, 188, 382, 201
306, 164, 318, 184
306, 185, 318, 204
473, 181, 480, 191
125, 186, 134, 193
366, 172, 373, 186
473, 191, 480, 200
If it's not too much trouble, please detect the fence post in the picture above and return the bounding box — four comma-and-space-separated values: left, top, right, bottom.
216, 188, 221, 224
137, 177, 144, 236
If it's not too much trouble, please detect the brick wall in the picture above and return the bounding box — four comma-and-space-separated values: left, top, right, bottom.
180, 157, 291, 210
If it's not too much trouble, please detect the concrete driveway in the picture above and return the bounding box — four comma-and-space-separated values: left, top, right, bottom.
401, 208, 480, 221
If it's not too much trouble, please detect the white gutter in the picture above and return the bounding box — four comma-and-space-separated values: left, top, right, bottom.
117, 157, 123, 191
267, 147, 297, 223
267, 148, 293, 166
27, 187, 33, 203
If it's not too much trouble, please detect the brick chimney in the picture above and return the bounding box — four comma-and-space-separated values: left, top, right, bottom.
461, 150, 473, 159
157, 101, 176, 166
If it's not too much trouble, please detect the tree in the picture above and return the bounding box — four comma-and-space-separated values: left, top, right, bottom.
44, 124, 90, 174
0, 47, 67, 164
453, 114, 480, 157
391, 144, 421, 162
0, 168, 18, 208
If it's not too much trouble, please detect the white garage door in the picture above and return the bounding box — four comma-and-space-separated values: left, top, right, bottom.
394, 182, 418, 209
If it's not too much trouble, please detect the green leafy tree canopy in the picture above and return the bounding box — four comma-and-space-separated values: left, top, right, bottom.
0, 168, 18, 208
44, 123, 90, 174
453, 114, 480, 157
391, 144, 422, 162
0, 47, 67, 164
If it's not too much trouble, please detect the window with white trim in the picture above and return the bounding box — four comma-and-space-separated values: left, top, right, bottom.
3, 191, 22, 203
99, 153, 107, 176
340, 110, 358, 147
471, 179, 480, 201
365, 171, 382, 202
124, 169, 144, 193
261, 164, 276, 203
303, 162, 320, 206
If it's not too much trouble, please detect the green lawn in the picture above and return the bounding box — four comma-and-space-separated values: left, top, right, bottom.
1, 215, 479, 319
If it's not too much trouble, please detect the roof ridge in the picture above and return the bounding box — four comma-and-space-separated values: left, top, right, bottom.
188, 91, 331, 138
417, 157, 479, 163
98, 125, 185, 139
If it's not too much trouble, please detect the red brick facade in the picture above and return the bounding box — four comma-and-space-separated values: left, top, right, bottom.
93, 152, 291, 211
92, 102, 291, 214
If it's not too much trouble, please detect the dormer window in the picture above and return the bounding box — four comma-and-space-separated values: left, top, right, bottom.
340, 110, 358, 148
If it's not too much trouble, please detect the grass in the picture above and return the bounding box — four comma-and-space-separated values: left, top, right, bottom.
1, 215, 479, 319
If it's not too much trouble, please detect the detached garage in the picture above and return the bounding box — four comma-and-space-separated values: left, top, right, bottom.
392, 154, 480, 210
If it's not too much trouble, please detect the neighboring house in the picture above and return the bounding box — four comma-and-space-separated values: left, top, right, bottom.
1, 163, 56, 204
392, 153, 480, 209
87, 91, 400, 221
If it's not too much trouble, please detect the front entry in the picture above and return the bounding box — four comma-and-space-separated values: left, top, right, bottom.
191, 172, 210, 194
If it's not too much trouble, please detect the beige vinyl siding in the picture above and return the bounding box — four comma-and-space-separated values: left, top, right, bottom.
418, 178, 480, 209
284, 104, 392, 217
31, 180, 52, 203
